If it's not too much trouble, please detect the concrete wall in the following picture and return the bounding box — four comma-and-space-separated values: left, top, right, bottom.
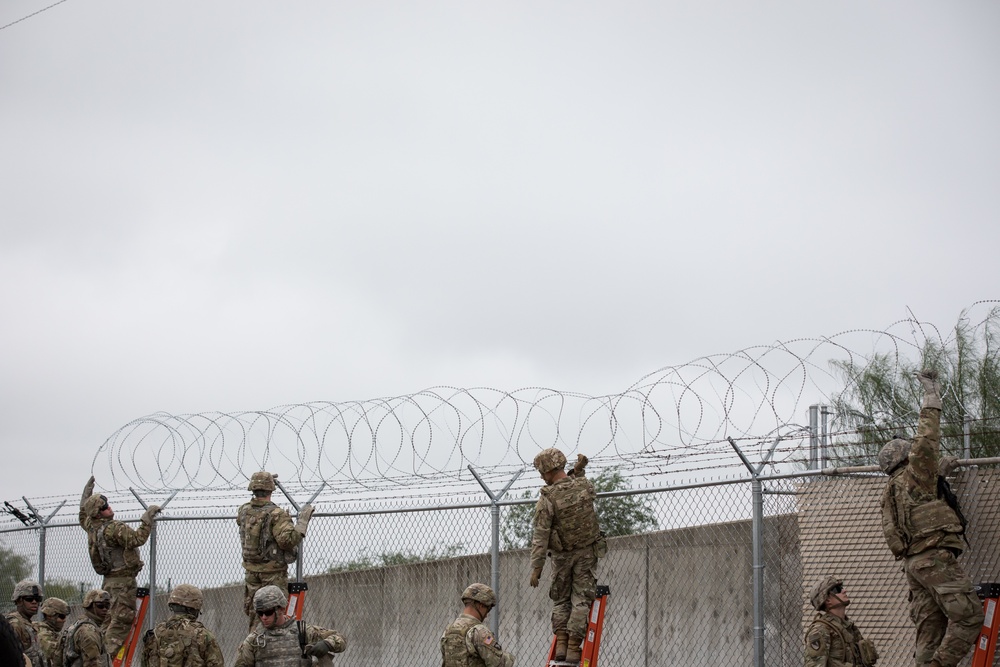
191, 514, 800, 667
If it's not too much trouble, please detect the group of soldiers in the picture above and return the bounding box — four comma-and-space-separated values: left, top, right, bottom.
4, 471, 346, 667
804, 370, 986, 667
5, 449, 603, 667
7, 370, 978, 667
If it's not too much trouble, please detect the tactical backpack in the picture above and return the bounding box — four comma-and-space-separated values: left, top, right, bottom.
881, 471, 966, 559
63, 618, 100, 667
238, 503, 298, 565
88, 522, 125, 576
143, 617, 198, 667
540, 477, 601, 552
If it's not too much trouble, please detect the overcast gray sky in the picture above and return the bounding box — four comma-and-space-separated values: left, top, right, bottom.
2, 1, 998, 505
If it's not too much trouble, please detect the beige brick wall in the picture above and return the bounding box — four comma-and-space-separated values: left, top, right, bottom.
797, 467, 1000, 667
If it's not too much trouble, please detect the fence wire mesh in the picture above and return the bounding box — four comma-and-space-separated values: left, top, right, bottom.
4, 304, 1000, 666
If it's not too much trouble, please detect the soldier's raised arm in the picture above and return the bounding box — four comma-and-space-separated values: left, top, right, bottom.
908, 370, 943, 491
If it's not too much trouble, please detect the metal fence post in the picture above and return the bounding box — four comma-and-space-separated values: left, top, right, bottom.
808, 405, 820, 470
130, 489, 178, 626
22, 497, 66, 619
820, 406, 831, 468
728, 435, 782, 667
468, 465, 524, 638
964, 415, 972, 459
274, 481, 326, 583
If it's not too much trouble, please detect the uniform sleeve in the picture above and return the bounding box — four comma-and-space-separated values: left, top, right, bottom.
530, 495, 553, 572
107, 519, 152, 549
908, 406, 942, 492
6, 616, 30, 650
270, 509, 305, 552
467, 625, 515, 667
78, 626, 104, 667
306, 625, 347, 653
199, 629, 225, 667
233, 636, 257, 667
803, 624, 830, 667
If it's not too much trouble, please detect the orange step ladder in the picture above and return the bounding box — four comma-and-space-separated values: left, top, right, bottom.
972, 582, 1000, 667
285, 581, 308, 621
112, 587, 150, 667
545, 585, 610, 667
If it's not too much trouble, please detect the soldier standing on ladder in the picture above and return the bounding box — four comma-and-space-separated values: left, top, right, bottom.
529, 449, 606, 664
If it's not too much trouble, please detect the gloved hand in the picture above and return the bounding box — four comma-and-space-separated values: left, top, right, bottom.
81, 476, 96, 507
916, 369, 943, 410
530, 568, 542, 588
940, 455, 960, 477
305, 640, 331, 657
295, 504, 315, 536
573, 454, 589, 476
140, 505, 162, 525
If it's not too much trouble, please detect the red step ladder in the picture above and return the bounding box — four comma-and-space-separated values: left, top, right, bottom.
972, 582, 1000, 667
112, 587, 149, 667
545, 585, 610, 667
285, 581, 308, 621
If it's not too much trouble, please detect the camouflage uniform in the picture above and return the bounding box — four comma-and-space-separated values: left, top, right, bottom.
6, 610, 46, 667
234, 585, 346, 667
530, 450, 602, 639
36, 597, 70, 667
440, 614, 515, 667
880, 373, 984, 667
78, 481, 159, 658
141, 584, 223, 667
63, 596, 110, 667
7, 580, 47, 667
804, 613, 877, 667
237, 472, 311, 632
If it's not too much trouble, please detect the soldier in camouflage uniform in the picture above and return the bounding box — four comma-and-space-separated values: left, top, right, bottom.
233, 585, 346, 667
440, 583, 515, 667
803, 576, 878, 667
237, 472, 314, 632
36, 597, 70, 667
530, 448, 604, 664
141, 584, 223, 667
6, 579, 47, 667
879, 370, 984, 667
78, 476, 161, 658
63, 589, 111, 667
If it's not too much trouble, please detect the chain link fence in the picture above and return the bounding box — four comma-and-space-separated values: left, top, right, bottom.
3, 460, 1000, 667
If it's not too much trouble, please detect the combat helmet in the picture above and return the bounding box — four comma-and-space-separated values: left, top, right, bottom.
461, 583, 496, 609
83, 493, 109, 519
809, 576, 844, 611
41, 597, 70, 617
11, 579, 41, 602
253, 585, 287, 611
168, 584, 204, 612
83, 589, 111, 608
533, 448, 567, 474
878, 438, 911, 475
248, 471, 277, 492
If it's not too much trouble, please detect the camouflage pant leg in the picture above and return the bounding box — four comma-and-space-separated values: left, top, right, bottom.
548, 547, 598, 637
905, 549, 984, 667
243, 569, 289, 632
102, 575, 137, 658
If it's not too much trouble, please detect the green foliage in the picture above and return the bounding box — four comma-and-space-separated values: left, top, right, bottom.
0, 543, 32, 613
324, 543, 465, 573
831, 307, 1000, 465
501, 467, 659, 550
43, 578, 87, 605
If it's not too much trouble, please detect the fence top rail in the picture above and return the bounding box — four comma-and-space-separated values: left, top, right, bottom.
2, 458, 997, 534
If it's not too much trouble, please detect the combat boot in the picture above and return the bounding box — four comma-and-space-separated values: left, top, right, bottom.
554, 631, 568, 661
565, 634, 584, 664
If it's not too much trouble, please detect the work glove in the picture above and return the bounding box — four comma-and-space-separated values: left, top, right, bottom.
572, 454, 588, 476
295, 504, 315, 536
940, 455, 960, 477
916, 369, 943, 410
530, 568, 542, 588
140, 505, 162, 526
306, 640, 331, 657
81, 476, 96, 507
